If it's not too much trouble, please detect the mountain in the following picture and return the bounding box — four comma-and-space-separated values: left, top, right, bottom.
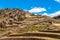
0, 8, 60, 33
0, 8, 60, 40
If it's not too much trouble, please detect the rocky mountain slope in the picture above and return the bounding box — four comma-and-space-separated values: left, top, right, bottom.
0, 8, 60, 30
0, 8, 60, 40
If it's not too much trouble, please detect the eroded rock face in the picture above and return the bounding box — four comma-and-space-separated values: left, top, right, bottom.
0, 8, 27, 27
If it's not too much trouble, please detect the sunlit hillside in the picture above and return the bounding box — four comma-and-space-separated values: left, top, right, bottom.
0, 8, 60, 40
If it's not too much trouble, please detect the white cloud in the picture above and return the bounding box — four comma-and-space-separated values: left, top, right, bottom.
55, 0, 60, 3
29, 7, 46, 13
42, 13, 48, 16
24, 7, 60, 17
49, 11, 60, 17
42, 11, 60, 17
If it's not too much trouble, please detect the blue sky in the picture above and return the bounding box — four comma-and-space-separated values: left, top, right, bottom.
0, 0, 60, 17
